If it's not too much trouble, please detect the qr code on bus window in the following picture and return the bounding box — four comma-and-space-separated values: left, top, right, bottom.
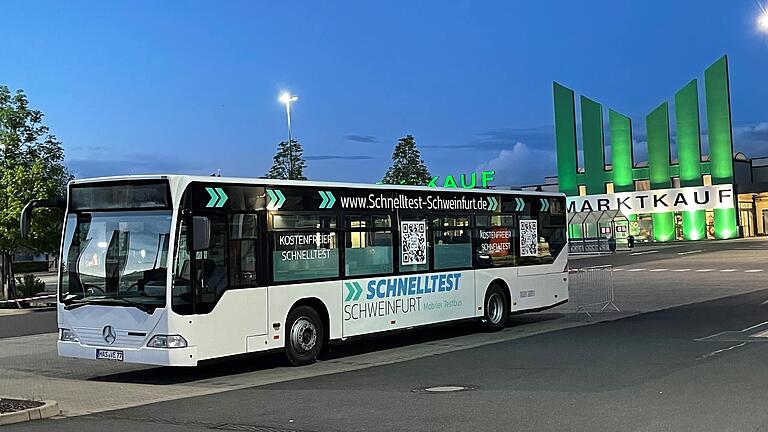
400, 220, 427, 265
519, 220, 539, 257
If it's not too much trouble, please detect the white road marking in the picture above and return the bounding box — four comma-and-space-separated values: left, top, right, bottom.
745, 269, 764, 273
631, 250, 658, 256
720, 269, 737, 272
696, 269, 714, 272
697, 342, 748, 360
672, 269, 691, 272
742, 321, 768, 332
627, 268, 645, 272
613, 268, 624, 271
649, 269, 668, 272
678, 249, 703, 255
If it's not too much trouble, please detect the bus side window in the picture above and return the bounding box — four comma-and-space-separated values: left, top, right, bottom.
474, 214, 517, 268
270, 214, 339, 283
432, 215, 472, 270
519, 196, 566, 265
195, 214, 228, 314
538, 197, 567, 262
230, 213, 259, 286
172, 219, 193, 315
344, 215, 393, 277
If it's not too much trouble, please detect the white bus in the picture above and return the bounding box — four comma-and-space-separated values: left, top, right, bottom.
21, 175, 568, 366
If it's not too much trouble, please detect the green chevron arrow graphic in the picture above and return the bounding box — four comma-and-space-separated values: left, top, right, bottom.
514, 197, 525, 212
205, 187, 228, 208
540, 198, 550, 212
319, 190, 336, 209
486, 196, 498, 211
344, 281, 363, 301
266, 189, 285, 210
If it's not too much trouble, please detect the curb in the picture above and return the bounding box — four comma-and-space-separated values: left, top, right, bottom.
0, 400, 60, 425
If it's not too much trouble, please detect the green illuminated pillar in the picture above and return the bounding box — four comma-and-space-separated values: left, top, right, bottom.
647, 102, 675, 242
553, 83, 579, 197
609, 109, 637, 235
608, 110, 634, 192
675, 79, 706, 240
704, 56, 738, 239
580, 96, 606, 195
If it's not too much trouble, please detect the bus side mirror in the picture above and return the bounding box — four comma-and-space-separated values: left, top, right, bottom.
20, 198, 65, 239
20, 202, 34, 240
191, 216, 211, 251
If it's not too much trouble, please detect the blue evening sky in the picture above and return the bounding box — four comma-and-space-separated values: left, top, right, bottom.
2, 1, 768, 186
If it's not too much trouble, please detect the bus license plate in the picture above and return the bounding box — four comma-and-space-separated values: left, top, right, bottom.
96, 349, 124, 361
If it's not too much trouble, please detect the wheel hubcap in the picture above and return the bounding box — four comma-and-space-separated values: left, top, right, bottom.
487, 293, 504, 324
290, 318, 317, 353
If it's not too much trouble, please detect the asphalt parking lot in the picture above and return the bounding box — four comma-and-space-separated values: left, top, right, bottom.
3, 238, 768, 431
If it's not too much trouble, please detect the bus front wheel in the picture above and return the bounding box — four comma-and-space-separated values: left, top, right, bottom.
285, 306, 325, 366
481, 284, 508, 331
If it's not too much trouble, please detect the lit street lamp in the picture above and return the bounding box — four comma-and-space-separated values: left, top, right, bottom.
279, 92, 299, 179
758, 2, 768, 32
760, 11, 768, 32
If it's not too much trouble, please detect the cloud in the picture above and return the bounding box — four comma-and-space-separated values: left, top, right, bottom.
731, 121, 768, 156
465, 120, 768, 188
66, 154, 207, 179
476, 141, 557, 187
69, 145, 107, 152
305, 155, 377, 160
344, 134, 379, 143
423, 126, 555, 151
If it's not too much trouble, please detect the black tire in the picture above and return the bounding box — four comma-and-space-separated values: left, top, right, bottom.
285, 305, 325, 366
481, 284, 508, 331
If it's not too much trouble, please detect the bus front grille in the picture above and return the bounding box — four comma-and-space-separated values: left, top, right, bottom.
73, 327, 147, 349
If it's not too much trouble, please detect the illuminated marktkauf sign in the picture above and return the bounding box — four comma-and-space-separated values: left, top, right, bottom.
566, 184, 735, 215
428, 171, 495, 189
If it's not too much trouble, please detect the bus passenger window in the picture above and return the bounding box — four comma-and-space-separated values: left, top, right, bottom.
271, 214, 339, 282
345, 215, 393, 277
474, 214, 517, 268
432, 216, 472, 270
519, 197, 566, 265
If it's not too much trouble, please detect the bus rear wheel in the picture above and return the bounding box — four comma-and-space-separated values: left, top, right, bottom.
285, 306, 324, 366
481, 284, 508, 331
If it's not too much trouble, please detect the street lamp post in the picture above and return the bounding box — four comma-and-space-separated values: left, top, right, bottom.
279, 92, 299, 179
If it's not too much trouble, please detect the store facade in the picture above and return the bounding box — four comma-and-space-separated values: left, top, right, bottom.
547, 55, 768, 246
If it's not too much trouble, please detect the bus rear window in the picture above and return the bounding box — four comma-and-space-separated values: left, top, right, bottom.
71, 181, 170, 211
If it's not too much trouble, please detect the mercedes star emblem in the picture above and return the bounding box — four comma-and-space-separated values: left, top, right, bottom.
102, 325, 116, 345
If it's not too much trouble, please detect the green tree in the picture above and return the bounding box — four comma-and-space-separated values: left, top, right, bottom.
382, 134, 431, 185
0, 86, 71, 299
265, 139, 307, 180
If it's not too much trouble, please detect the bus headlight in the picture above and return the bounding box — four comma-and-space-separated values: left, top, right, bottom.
59, 328, 79, 343
147, 335, 188, 349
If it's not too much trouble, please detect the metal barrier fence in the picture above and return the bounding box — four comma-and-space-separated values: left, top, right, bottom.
567, 265, 620, 317
0, 293, 56, 309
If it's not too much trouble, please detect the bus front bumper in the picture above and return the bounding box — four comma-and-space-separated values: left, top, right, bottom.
58, 341, 199, 367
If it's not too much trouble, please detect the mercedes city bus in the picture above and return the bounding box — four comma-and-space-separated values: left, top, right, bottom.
21, 175, 568, 366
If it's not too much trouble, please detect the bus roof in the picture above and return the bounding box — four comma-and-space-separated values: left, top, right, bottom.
69, 174, 564, 197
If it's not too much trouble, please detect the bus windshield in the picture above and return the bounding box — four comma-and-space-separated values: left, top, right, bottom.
60, 210, 173, 309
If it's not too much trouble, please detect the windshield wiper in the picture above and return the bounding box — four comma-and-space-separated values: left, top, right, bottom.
64, 296, 160, 314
